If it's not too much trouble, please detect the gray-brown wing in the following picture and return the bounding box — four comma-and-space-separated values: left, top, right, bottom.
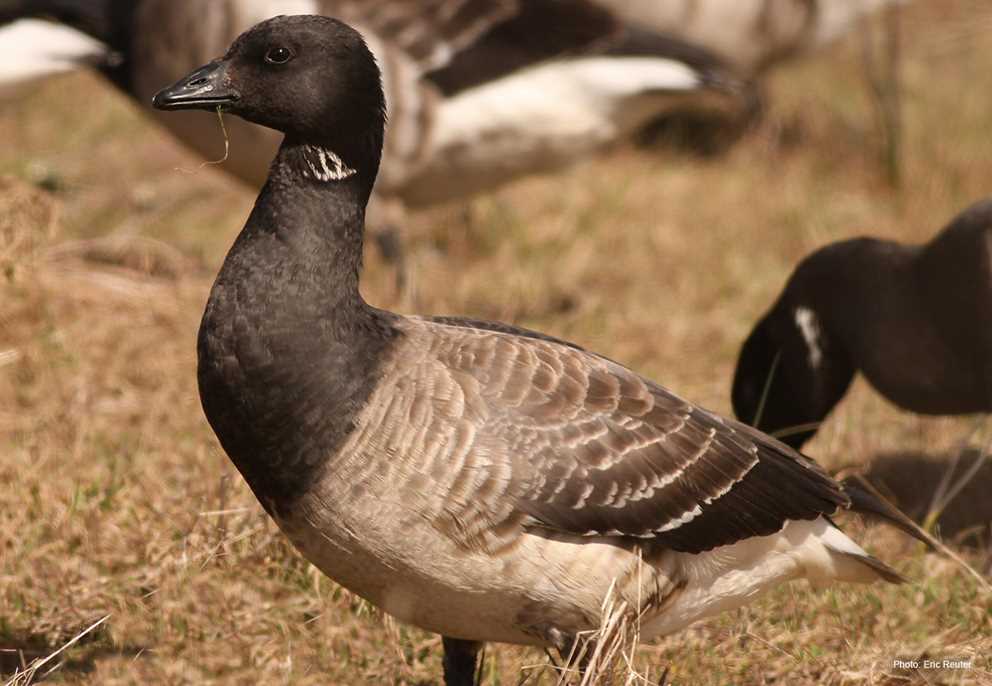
419, 314, 586, 352
321, 0, 520, 73
425, 322, 848, 554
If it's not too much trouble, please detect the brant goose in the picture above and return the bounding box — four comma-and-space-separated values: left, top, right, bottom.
154, 16, 924, 685
733, 198, 992, 450
2, 1, 748, 242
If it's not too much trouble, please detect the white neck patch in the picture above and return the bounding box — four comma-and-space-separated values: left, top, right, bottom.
793, 307, 824, 369
300, 145, 357, 183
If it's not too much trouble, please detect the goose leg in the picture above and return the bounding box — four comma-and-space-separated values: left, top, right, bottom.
441, 636, 482, 686
557, 633, 592, 677
538, 629, 593, 681
556, 633, 668, 683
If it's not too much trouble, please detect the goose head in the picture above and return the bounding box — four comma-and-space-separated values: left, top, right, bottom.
152, 14, 385, 180
732, 301, 855, 450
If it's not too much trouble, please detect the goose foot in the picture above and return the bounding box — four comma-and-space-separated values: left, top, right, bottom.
441, 636, 482, 686
543, 630, 593, 681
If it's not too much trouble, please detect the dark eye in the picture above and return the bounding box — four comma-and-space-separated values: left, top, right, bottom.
264, 46, 293, 65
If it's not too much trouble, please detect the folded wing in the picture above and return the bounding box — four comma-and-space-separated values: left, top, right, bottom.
421, 318, 848, 555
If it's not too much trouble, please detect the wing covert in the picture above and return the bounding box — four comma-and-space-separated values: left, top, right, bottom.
427, 323, 848, 554
324, 0, 520, 73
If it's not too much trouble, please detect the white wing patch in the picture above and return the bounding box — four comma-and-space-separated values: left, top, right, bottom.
300, 145, 358, 182
794, 306, 824, 369
434, 55, 703, 154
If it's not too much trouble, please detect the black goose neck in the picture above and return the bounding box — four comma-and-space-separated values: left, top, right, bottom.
271, 136, 377, 200
237, 139, 378, 316
200, 133, 400, 513
272, 105, 383, 194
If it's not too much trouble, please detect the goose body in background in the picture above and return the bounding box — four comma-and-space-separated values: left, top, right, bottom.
596, 0, 904, 74
0, 0, 748, 215
153, 16, 923, 685
0, 18, 105, 93
732, 198, 992, 450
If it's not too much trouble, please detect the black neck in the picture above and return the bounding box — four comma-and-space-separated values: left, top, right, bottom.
277, 120, 382, 196
248, 139, 372, 309
197, 137, 397, 514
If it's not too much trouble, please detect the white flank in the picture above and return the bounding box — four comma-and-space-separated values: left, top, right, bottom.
0, 20, 106, 89
794, 306, 824, 369
641, 517, 881, 639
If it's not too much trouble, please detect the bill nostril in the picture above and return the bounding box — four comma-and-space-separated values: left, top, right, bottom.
188, 77, 208, 87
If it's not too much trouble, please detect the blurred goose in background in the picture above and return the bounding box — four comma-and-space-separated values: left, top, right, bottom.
153, 16, 927, 685
0, 0, 906, 182
598, 0, 904, 75
0, 18, 104, 93
0, 0, 751, 289
733, 198, 992, 450
595, 0, 906, 157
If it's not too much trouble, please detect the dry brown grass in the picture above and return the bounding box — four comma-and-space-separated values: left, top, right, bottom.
2, 2, 992, 683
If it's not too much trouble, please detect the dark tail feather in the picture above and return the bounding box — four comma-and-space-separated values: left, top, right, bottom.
841, 474, 941, 552
0, 0, 133, 90
603, 26, 762, 155
604, 26, 759, 99
0, 1, 82, 25
0, 0, 128, 47
0, 1, 37, 24
833, 549, 907, 584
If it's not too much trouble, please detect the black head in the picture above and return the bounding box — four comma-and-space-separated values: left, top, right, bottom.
731, 303, 855, 450
152, 15, 385, 172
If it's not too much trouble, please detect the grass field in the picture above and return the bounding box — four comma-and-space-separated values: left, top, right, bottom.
2, 2, 991, 684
